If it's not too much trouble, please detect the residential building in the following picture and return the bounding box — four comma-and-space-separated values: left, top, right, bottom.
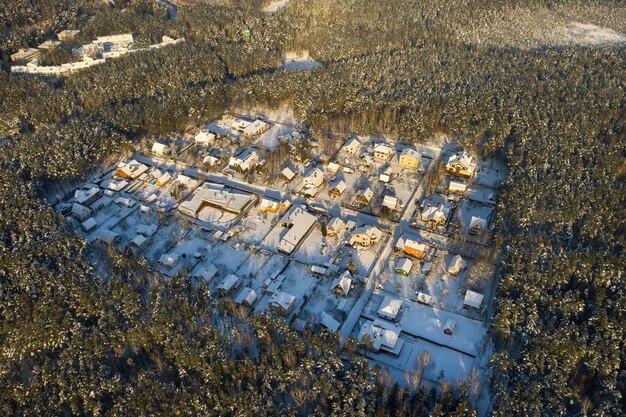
10, 48, 41, 63
464, 290, 484, 309
116, 160, 149, 180
377, 295, 402, 321
447, 255, 467, 275
403, 238, 427, 258
80, 217, 97, 232
259, 198, 280, 213
72, 202, 92, 221
468, 216, 487, 236
399, 148, 421, 169
193, 264, 218, 282
303, 168, 324, 188
229, 149, 260, 171
151, 142, 170, 156
328, 179, 347, 197
449, 180, 467, 194
234, 287, 258, 308
156, 172, 172, 187
195, 131, 215, 147
38, 40, 61, 50
350, 226, 382, 246
277, 206, 317, 254
445, 150, 476, 179
243, 119, 269, 138
326, 217, 345, 237
269, 291, 296, 316
341, 138, 361, 155
395, 258, 413, 275
382, 195, 399, 211
421, 204, 451, 228
280, 166, 296, 181
357, 187, 374, 205
327, 162, 341, 173
159, 253, 179, 269
179, 183, 255, 217
358, 319, 404, 355
373, 144, 394, 160
217, 274, 242, 296
332, 271, 353, 297
74, 186, 102, 206
57, 29, 81, 41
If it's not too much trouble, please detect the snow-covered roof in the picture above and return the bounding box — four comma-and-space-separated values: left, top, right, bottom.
193, 264, 217, 282
382, 195, 398, 210
421, 204, 450, 224
269, 291, 296, 310
352, 225, 382, 240
151, 142, 169, 155
303, 168, 324, 186
80, 217, 97, 231
332, 273, 353, 296
157, 172, 172, 185
447, 255, 467, 274
327, 217, 345, 231
218, 274, 241, 292
203, 155, 219, 165
357, 187, 373, 202
179, 183, 255, 216
195, 131, 215, 145
243, 119, 268, 136
404, 238, 427, 253
130, 234, 147, 248
327, 162, 341, 173
319, 312, 341, 332
159, 253, 179, 267
358, 319, 402, 353
416, 292, 433, 305
464, 290, 484, 309
280, 166, 296, 180
277, 207, 317, 254
449, 180, 467, 193
395, 258, 413, 274
341, 138, 361, 153
74, 186, 101, 205
329, 179, 347, 194
234, 287, 258, 306
400, 148, 420, 160
373, 144, 393, 156
378, 295, 402, 320
469, 216, 487, 230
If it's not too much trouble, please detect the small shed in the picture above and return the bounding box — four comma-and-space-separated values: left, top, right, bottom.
395, 258, 413, 275
463, 290, 484, 309
447, 255, 467, 275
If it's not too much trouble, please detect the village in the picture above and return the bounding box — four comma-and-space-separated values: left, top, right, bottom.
55, 112, 505, 386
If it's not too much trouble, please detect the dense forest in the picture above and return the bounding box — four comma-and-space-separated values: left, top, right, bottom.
1, 0, 624, 415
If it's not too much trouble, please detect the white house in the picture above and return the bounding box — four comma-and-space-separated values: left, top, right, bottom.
332, 271, 353, 297
159, 253, 180, 269
395, 258, 413, 275
234, 287, 258, 308
80, 217, 97, 232
217, 274, 242, 296
449, 180, 467, 194
373, 144, 394, 160
303, 168, 324, 188
358, 319, 403, 355
195, 131, 215, 147
328, 179, 347, 197
357, 187, 374, 205
341, 138, 361, 155
277, 206, 317, 254
243, 119, 269, 138
151, 142, 170, 155
464, 290, 484, 309
377, 295, 403, 321
269, 291, 296, 316
326, 217, 345, 237
350, 226, 382, 246
193, 264, 218, 282
382, 195, 399, 211
280, 166, 296, 181
72, 202, 93, 221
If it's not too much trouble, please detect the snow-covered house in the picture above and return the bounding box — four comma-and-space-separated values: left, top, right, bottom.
332, 271, 353, 297
326, 217, 345, 237
399, 148, 421, 169
159, 253, 180, 269
259, 198, 280, 213
463, 290, 484, 309
445, 150, 476, 179
377, 295, 403, 321
356, 187, 374, 205
269, 291, 296, 316
230, 149, 260, 171
468, 216, 488, 236
117, 160, 149, 180
234, 287, 258, 308
395, 258, 413, 275
156, 172, 172, 187
203, 155, 219, 166
373, 144, 394, 161
328, 179, 347, 197
280, 166, 296, 181
195, 131, 215, 147
403, 238, 427, 258
151, 142, 170, 156
449, 180, 467, 194
350, 226, 382, 246
421, 204, 451, 228
318, 312, 341, 333
243, 119, 269, 138
447, 255, 467, 275
327, 162, 341, 174
129, 234, 148, 249
277, 206, 317, 254
80, 217, 97, 232
72, 202, 93, 221
303, 168, 324, 188
358, 319, 403, 355
382, 195, 399, 211
217, 274, 242, 296
193, 264, 218, 282
74, 186, 102, 206
341, 138, 361, 155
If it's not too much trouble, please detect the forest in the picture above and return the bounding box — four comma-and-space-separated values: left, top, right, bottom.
1, 0, 624, 415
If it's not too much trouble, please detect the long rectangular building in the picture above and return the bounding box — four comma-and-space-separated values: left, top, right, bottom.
179, 183, 255, 218
277, 206, 317, 254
